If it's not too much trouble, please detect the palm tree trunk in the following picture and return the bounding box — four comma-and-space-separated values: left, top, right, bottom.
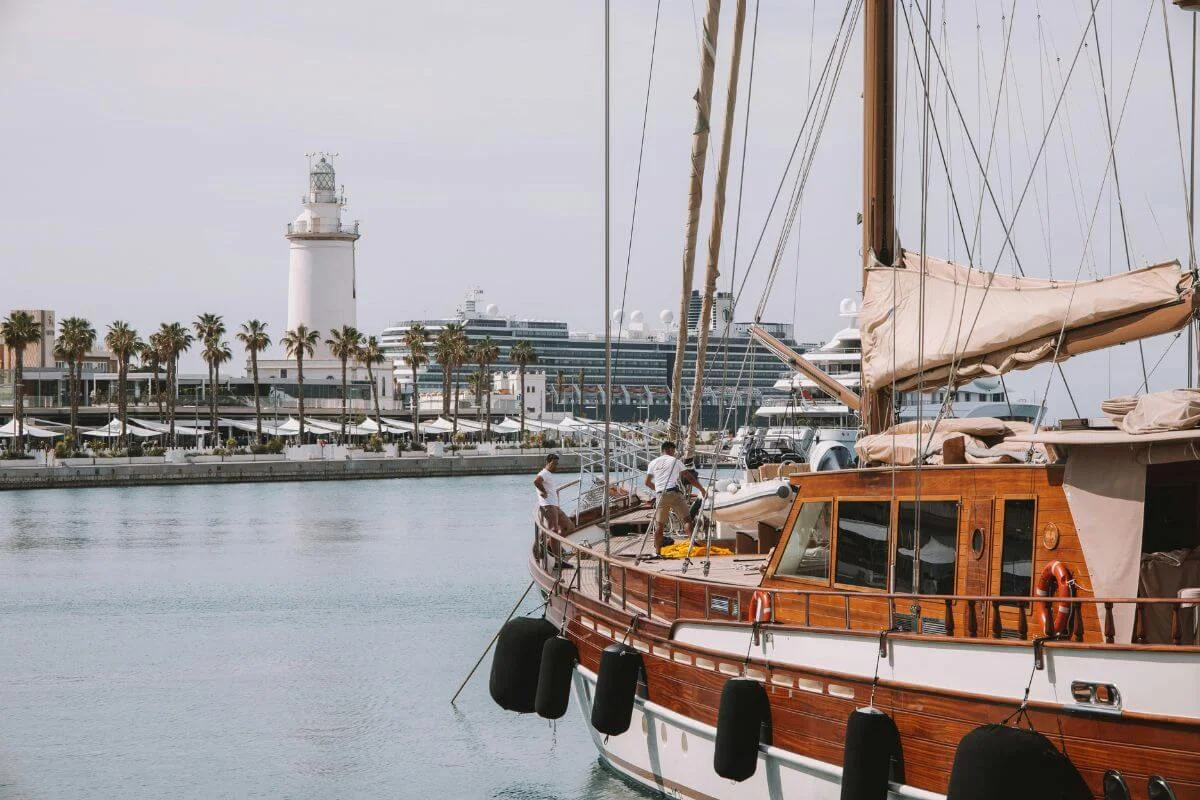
13, 351, 24, 453
368, 362, 382, 431
154, 362, 163, 422
340, 357, 348, 442
441, 364, 450, 416
485, 385, 492, 442
168, 357, 177, 447
518, 365, 526, 445
410, 364, 420, 445
212, 361, 220, 447
452, 367, 460, 436
69, 358, 79, 440
297, 354, 305, 440
251, 350, 262, 442
118, 358, 128, 449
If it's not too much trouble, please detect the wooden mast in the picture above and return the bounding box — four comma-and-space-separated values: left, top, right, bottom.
669, 0, 722, 442
685, 0, 748, 455
861, 0, 896, 435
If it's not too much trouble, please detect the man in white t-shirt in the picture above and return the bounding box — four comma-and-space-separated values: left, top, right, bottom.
644, 441, 704, 553
534, 453, 571, 561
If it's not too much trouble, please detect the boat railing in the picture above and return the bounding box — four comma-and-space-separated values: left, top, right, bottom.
532, 515, 1200, 650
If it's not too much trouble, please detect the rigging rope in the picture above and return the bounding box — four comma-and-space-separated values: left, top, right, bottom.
613, 0, 663, 382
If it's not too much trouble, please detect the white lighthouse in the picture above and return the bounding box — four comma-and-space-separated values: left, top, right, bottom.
286, 154, 359, 360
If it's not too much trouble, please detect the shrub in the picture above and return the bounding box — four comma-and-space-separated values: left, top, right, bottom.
265, 437, 285, 454
364, 433, 384, 453
146, 447, 165, 457
226, 437, 238, 449
127, 443, 143, 457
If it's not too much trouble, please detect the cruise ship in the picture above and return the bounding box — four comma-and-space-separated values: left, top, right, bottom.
379, 289, 816, 427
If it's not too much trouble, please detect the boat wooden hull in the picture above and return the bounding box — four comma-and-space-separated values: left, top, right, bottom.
537, 561, 1200, 800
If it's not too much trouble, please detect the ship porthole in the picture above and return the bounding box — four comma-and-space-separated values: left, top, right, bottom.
1103, 770, 1130, 800
970, 528, 985, 559
680, 731, 688, 753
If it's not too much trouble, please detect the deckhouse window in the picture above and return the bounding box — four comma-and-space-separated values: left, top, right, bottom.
835, 501, 890, 590
895, 501, 959, 595
1000, 499, 1035, 596
775, 501, 832, 581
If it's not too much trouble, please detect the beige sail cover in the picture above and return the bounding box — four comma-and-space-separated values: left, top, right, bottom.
860, 252, 1194, 392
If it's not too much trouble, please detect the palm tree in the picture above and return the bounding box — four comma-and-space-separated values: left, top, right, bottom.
357, 336, 386, 433
326, 325, 362, 441
555, 369, 566, 412
140, 338, 164, 422
0, 311, 44, 453
58, 317, 96, 439
104, 321, 142, 447
157, 323, 193, 447
236, 320, 271, 443
433, 323, 464, 418
577, 369, 586, 414
509, 339, 538, 443
473, 336, 500, 441
192, 313, 225, 436
281, 325, 320, 441
401, 323, 428, 443
466, 370, 487, 431
202, 338, 232, 443
448, 329, 471, 436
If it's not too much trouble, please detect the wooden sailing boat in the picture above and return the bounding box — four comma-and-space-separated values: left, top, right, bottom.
491, 2, 1200, 798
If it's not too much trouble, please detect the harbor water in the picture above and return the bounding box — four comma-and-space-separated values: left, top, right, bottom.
0, 477, 648, 799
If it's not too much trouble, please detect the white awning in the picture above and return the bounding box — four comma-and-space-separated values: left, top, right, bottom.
129, 417, 207, 437
0, 419, 63, 438
80, 419, 163, 438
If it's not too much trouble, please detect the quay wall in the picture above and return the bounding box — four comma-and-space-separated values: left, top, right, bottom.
0, 452, 580, 492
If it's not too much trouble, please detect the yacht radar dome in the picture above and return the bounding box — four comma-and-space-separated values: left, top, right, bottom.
660, 309, 674, 326
612, 309, 624, 324
486, 303, 500, 317
838, 298, 859, 317
630, 310, 644, 324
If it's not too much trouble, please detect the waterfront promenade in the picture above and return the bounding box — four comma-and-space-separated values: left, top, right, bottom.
0, 449, 579, 491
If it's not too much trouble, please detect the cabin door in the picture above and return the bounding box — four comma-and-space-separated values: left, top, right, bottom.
964, 499, 994, 629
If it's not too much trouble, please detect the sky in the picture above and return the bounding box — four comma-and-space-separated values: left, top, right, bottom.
0, 0, 1197, 418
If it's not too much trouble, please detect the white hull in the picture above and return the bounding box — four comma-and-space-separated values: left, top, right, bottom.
707, 480, 792, 530
573, 665, 942, 800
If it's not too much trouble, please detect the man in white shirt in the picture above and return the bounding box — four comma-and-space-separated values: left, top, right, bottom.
534, 453, 571, 561
644, 441, 704, 554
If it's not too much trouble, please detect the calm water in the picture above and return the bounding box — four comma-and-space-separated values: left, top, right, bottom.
0, 477, 649, 800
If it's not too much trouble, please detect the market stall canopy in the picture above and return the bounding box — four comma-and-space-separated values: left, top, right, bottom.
217, 417, 295, 437
860, 251, 1194, 392
0, 419, 62, 438
80, 419, 162, 438
359, 417, 416, 434
130, 417, 207, 437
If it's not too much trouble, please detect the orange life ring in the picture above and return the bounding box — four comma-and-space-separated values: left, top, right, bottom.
1035, 560, 1074, 636
749, 590, 773, 624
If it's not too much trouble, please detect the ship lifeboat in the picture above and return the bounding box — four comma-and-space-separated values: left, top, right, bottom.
707, 479, 794, 529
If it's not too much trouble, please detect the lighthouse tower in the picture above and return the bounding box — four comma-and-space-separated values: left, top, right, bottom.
286, 154, 359, 360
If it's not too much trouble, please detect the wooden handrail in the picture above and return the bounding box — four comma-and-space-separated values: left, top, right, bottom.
536, 515, 1198, 609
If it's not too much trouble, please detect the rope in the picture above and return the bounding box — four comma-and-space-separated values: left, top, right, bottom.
612, 0, 663, 381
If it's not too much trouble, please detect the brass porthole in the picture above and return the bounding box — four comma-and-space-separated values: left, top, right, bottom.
970, 528, 985, 559
1042, 522, 1060, 551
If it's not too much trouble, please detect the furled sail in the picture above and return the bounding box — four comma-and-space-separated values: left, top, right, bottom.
860, 251, 1195, 392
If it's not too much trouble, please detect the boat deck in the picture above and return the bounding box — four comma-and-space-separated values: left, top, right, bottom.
562, 510, 768, 588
